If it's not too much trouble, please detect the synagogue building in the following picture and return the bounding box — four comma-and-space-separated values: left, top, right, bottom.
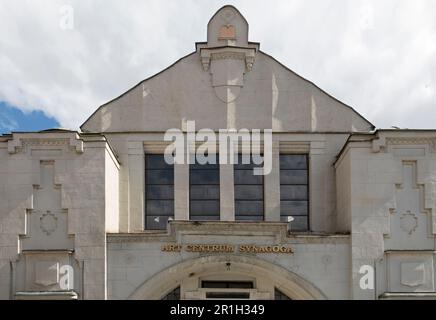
1, 5, 435, 300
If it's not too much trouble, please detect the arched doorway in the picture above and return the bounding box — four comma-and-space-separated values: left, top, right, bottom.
129, 255, 326, 300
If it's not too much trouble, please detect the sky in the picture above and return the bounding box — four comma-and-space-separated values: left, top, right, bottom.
0, 101, 59, 132
0, 0, 435, 134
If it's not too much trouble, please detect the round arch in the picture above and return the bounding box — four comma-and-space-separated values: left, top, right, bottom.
128, 255, 327, 300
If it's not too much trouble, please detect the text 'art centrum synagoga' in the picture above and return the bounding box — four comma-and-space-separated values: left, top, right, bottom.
1, 5, 436, 300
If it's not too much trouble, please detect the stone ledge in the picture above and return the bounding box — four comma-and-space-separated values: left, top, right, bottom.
385, 250, 436, 254
107, 221, 350, 244
21, 249, 75, 254
379, 292, 436, 300
15, 290, 78, 300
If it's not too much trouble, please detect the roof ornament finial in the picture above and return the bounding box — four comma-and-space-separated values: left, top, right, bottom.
197, 6, 259, 103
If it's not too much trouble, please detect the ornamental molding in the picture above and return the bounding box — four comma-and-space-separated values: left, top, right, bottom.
372, 136, 436, 153
23, 138, 70, 146
8, 133, 84, 154
400, 262, 426, 288
39, 211, 58, 236
200, 46, 256, 103
200, 47, 256, 72
211, 51, 246, 61
400, 211, 418, 235
386, 137, 436, 146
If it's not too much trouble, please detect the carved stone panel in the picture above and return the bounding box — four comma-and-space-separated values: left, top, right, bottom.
21, 160, 74, 250
12, 250, 82, 298
34, 261, 59, 287
401, 262, 426, 287
200, 47, 256, 103
23, 252, 72, 291
386, 252, 435, 292
385, 162, 434, 250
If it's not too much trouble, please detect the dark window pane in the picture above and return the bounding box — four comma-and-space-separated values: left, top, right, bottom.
145, 154, 174, 230
234, 154, 264, 221
146, 215, 171, 230
235, 201, 264, 215
146, 154, 173, 169
190, 185, 220, 200
190, 200, 220, 216
280, 170, 308, 185
146, 185, 174, 200
275, 288, 292, 300
206, 292, 250, 299
190, 170, 220, 185
146, 169, 174, 184
190, 157, 220, 220
234, 185, 263, 200
279, 154, 309, 231
202, 281, 228, 288
161, 287, 180, 300
189, 215, 221, 221
233, 154, 263, 170
146, 200, 174, 216
234, 215, 263, 221
280, 215, 308, 231
234, 170, 263, 184
280, 201, 308, 216
190, 154, 219, 169
280, 155, 307, 170
280, 185, 307, 200
202, 281, 254, 289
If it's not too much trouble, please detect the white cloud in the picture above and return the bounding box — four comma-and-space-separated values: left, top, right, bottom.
0, 0, 435, 129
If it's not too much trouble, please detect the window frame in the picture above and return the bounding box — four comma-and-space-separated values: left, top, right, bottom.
279, 153, 310, 231
234, 153, 265, 221
189, 154, 220, 221
144, 154, 175, 230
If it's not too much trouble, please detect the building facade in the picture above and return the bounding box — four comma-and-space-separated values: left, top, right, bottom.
1, 6, 436, 300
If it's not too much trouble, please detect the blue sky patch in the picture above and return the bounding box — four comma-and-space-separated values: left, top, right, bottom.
0, 101, 60, 134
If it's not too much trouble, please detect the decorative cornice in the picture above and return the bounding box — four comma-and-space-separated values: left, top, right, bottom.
387, 137, 436, 147
200, 47, 256, 71
372, 136, 436, 153
24, 138, 70, 146
8, 133, 84, 154
211, 51, 245, 61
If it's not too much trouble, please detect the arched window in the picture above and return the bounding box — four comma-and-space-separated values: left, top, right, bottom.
274, 288, 292, 300
161, 286, 180, 300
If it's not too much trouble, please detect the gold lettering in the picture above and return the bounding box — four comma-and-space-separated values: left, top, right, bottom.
161, 243, 293, 254
161, 244, 182, 252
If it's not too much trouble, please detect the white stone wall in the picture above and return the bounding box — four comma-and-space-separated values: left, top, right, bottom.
81, 51, 373, 134
0, 132, 120, 299
105, 148, 120, 233
107, 222, 351, 300
335, 131, 436, 299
